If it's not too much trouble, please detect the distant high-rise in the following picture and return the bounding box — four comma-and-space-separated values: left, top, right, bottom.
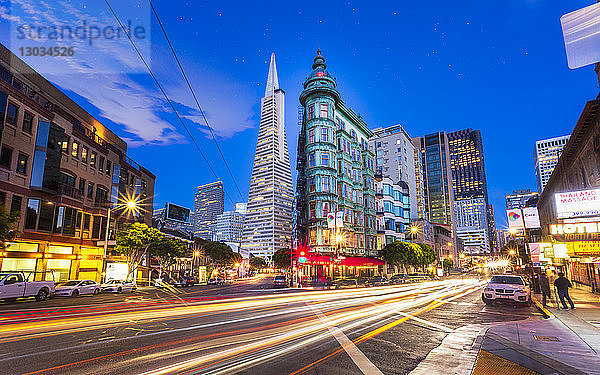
194, 181, 224, 239
534, 135, 570, 193
413, 132, 454, 226
234, 202, 247, 215
506, 189, 539, 210
213, 210, 245, 243
447, 129, 491, 254
369, 125, 418, 220
241, 53, 294, 260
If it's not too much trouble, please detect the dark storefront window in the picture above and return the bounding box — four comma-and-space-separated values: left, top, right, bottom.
38, 201, 55, 232
24, 199, 39, 229
62, 207, 76, 237
91, 215, 101, 239
53, 206, 64, 233
10, 195, 22, 215
0, 147, 12, 169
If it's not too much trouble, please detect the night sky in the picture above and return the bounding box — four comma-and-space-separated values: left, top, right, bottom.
0, 0, 597, 229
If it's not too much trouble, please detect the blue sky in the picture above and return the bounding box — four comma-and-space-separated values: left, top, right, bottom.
1, 0, 597, 229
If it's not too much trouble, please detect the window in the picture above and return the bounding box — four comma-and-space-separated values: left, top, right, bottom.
71, 141, 79, 158
98, 155, 104, 173
24, 199, 39, 229
322, 176, 330, 192
0, 191, 6, 207
320, 103, 328, 118
0, 147, 12, 169
308, 128, 315, 143
87, 182, 94, 199
321, 127, 328, 142
81, 147, 88, 163
78, 178, 86, 194
309, 177, 316, 193
5, 103, 18, 126
106, 160, 112, 175
308, 153, 315, 167
90, 152, 96, 168
322, 202, 330, 217
307, 104, 315, 120
22, 112, 33, 134
16, 153, 27, 174
309, 203, 316, 219
60, 138, 69, 153
10, 195, 22, 215
321, 152, 329, 167
38, 201, 55, 232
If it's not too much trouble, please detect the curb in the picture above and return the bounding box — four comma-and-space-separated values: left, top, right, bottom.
531, 295, 553, 319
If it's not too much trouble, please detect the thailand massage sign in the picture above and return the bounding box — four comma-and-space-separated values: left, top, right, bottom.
555, 189, 600, 218
567, 241, 600, 256
550, 222, 600, 241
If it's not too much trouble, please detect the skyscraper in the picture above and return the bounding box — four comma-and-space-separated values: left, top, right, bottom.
506, 189, 539, 210
369, 125, 418, 220
241, 53, 293, 260
447, 129, 491, 254
534, 135, 570, 193
194, 181, 224, 239
413, 132, 454, 226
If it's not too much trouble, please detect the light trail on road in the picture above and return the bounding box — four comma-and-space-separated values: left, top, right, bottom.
0, 278, 485, 374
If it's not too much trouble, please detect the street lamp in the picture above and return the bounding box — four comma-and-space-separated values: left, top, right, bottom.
102, 198, 139, 281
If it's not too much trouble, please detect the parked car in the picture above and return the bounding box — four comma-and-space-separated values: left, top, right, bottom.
330, 278, 358, 288
273, 275, 288, 288
0, 272, 54, 302
101, 280, 137, 293
389, 274, 408, 284
55, 280, 100, 297
365, 276, 389, 287
407, 273, 428, 282
207, 277, 225, 285
482, 275, 531, 306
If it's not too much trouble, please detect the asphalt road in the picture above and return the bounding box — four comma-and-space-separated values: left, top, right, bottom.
0, 275, 536, 374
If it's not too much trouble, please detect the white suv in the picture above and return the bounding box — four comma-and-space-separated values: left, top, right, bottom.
482, 275, 531, 306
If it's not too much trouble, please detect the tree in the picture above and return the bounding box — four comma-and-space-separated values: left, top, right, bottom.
150, 235, 188, 280
0, 206, 18, 250
381, 241, 422, 273
272, 248, 292, 269
114, 222, 162, 281
203, 241, 235, 266
416, 243, 436, 270
249, 255, 267, 269
443, 258, 454, 271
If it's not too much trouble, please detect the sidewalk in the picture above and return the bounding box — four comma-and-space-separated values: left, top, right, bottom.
471, 286, 600, 375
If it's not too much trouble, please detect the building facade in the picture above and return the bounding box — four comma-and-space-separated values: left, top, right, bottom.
535, 135, 570, 193
375, 174, 410, 248
194, 181, 224, 240
447, 129, 491, 255
414, 147, 427, 220
369, 125, 417, 219
0, 44, 154, 282
413, 132, 454, 226
296, 51, 381, 278
241, 53, 294, 260
537, 97, 600, 293
212, 210, 245, 243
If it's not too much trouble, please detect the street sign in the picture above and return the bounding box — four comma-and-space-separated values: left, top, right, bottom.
561, 3, 600, 69
335, 211, 344, 228
327, 213, 335, 229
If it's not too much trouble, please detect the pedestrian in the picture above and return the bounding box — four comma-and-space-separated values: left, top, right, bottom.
553, 272, 575, 310
539, 273, 552, 307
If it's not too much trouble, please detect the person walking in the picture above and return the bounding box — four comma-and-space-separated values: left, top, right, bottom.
539, 273, 552, 307
554, 272, 575, 310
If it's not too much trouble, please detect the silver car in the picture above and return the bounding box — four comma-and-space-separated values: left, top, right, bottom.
101, 280, 137, 293
55, 280, 101, 297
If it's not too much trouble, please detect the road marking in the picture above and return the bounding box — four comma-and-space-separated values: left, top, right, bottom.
310, 305, 383, 375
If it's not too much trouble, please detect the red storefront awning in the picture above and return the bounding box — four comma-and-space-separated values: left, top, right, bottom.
301, 254, 384, 267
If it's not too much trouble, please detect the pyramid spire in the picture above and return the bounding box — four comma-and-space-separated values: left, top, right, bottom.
265, 52, 279, 95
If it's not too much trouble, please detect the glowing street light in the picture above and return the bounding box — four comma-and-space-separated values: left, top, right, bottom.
102, 197, 140, 282
335, 233, 344, 244
509, 249, 516, 256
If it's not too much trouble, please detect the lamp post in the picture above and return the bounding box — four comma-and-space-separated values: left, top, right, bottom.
102, 199, 139, 282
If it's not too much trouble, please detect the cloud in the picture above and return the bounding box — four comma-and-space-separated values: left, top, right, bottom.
1, 0, 257, 146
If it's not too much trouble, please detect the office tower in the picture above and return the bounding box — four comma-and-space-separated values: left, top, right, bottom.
194, 181, 224, 239
506, 189, 539, 210
241, 53, 294, 260
413, 132, 454, 226
414, 148, 427, 220
212, 210, 245, 243
296, 50, 378, 268
487, 204, 498, 252
234, 202, 247, 215
447, 129, 491, 254
369, 125, 417, 220
534, 135, 570, 193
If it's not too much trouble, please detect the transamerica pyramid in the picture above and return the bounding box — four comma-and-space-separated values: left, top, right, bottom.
241, 53, 293, 261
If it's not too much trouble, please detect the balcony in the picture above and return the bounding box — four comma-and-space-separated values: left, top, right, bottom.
57, 183, 83, 200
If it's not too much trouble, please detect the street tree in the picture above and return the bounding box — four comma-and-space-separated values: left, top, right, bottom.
272, 248, 293, 269
416, 243, 436, 270
249, 255, 267, 269
150, 235, 188, 280
0, 205, 18, 250
442, 258, 454, 271
203, 241, 235, 266
114, 222, 162, 281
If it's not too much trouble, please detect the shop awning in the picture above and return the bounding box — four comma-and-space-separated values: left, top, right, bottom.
301, 254, 384, 267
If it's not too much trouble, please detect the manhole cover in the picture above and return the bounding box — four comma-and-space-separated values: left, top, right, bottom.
533, 335, 560, 341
